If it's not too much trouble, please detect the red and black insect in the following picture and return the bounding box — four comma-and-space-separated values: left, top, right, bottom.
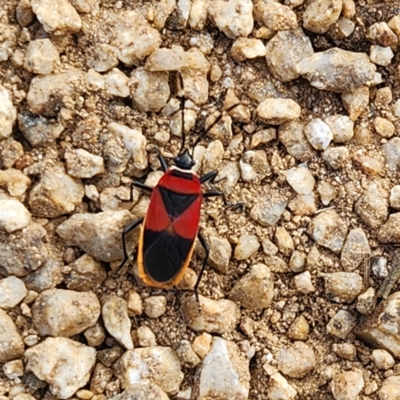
119, 99, 232, 296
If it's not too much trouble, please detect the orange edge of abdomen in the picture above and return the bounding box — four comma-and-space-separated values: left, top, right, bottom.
137, 220, 198, 289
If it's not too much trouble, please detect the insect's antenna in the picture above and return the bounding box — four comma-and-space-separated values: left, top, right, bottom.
176, 72, 186, 154
192, 102, 242, 149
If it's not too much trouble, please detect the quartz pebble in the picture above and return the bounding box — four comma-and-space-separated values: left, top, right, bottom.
332, 343, 356, 360
341, 86, 369, 120
374, 117, 395, 138
378, 376, 400, 400
29, 165, 84, 218
317, 181, 338, 206
265, 28, 313, 83
176, 340, 200, 368
254, 2, 297, 31
250, 191, 288, 226
84, 323, 106, 347
192, 333, 212, 359
390, 186, 400, 209
367, 22, 398, 49
0, 85, 17, 140
323, 272, 363, 303
3, 359, 24, 379
0, 199, 31, 233
372, 349, 395, 370
113, 346, 184, 394
298, 48, 376, 93
286, 166, 315, 195
104, 68, 129, 98
370, 45, 394, 67
87, 44, 118, 72
340, 228, 370, 271
240, 150, 271, 182
289, 251, 306, 272
293, 271, 315, 294
287, 315, 309, 341
308, 210, 348, 253
276, 341, 316, 378
0, 168, 31, 197
195, 337, 250, 400
289, 193, 317, 216
0, 139, 23, 168
324, 115, 354, 143
229, 264, 274, 310
234, 234, 260, 260
327, 310, 357, 339
0, 308, 24, 362
127, 290, 142, 317
208, 0, 253, 39
31, 288, 100, 337
31, 0, 82, 35
0, 276, 27, 309
25, 337, 96, 399
109, 382, 169, 400
205, 231, 232, 274
24, 39, 59, 75
202, 140, 224, 174
56, 210, 138, 262
137, 326, 156, 347
257, 98, 301, 125
304, 118, 333, 150
384, 137, 400, 173
323, 146, 349, 169
181, 295, 240, 334
231, 38, 266, 62
143, 296, 167, 319
65, 149, 105, 179
331, 370, 364, 400
303, 0, 342, 33
102, 296, 133, 349
267, 372, 297, 400
90, 363, 113, 394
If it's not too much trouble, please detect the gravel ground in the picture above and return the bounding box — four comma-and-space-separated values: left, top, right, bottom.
2, 0, 400, 399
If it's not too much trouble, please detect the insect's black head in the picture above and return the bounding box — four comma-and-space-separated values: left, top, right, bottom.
174, 149, 195, 170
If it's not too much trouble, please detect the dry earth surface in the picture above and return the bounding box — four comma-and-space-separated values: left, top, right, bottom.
1, 0, 400, 399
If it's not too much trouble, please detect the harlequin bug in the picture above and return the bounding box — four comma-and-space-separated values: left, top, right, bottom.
120, 94, 240, 296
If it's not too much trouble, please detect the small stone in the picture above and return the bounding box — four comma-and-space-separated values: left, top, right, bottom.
24, 39, 59, 75
308, 209, 348, 253
358, 288, 377, 315
354, 182, 388, 229
331, 370, 364, 400
208, 0, 253, 39
324, 115, 354, 143
87, 44, 118, 72
102, 296, 133, 350
2, 359, 24, 379
195, 337, 250, 399
293, 271, 315, 294
207, 231, 232, 274
0, 308, 24, 362
353, 153, 383, 175
279, 121, 315, 162
176, 340, 200, 368
340, 228, 371, 271
254, 2, 297, 31
201, 140, 224, 174
0, 85, 17, 141
104, 68, 129, 98
0, 276, 27, 309
267, 373, 297, 400
384, 137, 400, 173
32, 288, 100, 337
192, 333, 212, 359
323, 146, 349, 169
0, 139, 23, 169
374, 117, 395, 138
25, 337, 96, 399
327, 310, 357, 339
109, 382, 169, 400
367, 22, 398, 50
332, 343, 356, 360
18, 111, 64, 146
137, 326, 156, 347
371, 256, 388, 278
29, 165, 84, 218
189, 0, 208, 30
181, 295, 240, 334
341, 86, 369, 121
240, 150, 271, 182
287, 315, 309, 341
304, 118, 333, 150
337, 17, 355, 37
372, 349, 395, 370
276, 341, 316, 378
303, 0, 342, 33
390, 186, 400, 210
84, 322, 106, 347
229, 264, 274, 310
251, 129, 276, 149
97, 346, 124, 368
378, 376, 400, 400
265, 28, 313, 83
257, 98, 301, 125
31, 0, 81, 34
289, 251, 306, 272
298, 48, 376, 93
262, 239, 278, 256
251, 191, 288, 226
0, 199, 31, 233
275, 227, 294, 256
65, 149, 105, 179
370, 45, 394, 67
317, 181, 338, 206
234, 234, 260, 260
323, 272, 364, 303
90, 363, 113, 394
143, 296, 167, 319
0, 169, 31, 197
127, 290, 142, 317
113, 346, 184, 394
56, 210, 138, 262
231, 38, 266, 62
286, 166, 315, 195
16, 0, 35, 27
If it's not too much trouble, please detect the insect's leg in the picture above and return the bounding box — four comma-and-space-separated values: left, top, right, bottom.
158, 151, 169, 172
203, 190, 223, 198
194, 232, 210, 300
133, 181, 153, 193
200, 170, 218, 184
119, 218, 144, 269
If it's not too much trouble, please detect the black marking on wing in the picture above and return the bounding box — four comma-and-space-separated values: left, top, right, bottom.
159, 186, 198, 219
143, 229, 193, 283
